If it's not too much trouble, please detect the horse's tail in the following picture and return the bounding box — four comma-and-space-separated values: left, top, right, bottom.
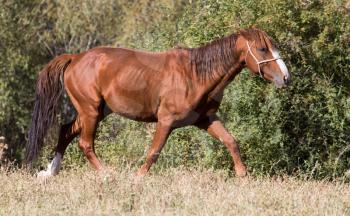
26, 54, 73, 164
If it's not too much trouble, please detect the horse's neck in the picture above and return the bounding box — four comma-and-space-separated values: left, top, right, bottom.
174, 47, 243, 101
205, 63, 244, 100
188, 34, 238, 78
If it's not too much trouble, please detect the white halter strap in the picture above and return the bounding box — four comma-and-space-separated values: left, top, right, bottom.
245, 41, 281, 78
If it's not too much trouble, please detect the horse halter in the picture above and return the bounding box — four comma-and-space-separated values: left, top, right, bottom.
245, 41, 281, 78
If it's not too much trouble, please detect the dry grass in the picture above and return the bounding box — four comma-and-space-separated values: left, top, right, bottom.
0, 167, 349, 216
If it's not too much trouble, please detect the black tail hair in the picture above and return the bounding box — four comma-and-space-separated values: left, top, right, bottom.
26, 54, 72, 163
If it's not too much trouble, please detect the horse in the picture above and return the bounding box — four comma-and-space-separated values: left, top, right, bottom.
26, 28, 291, 178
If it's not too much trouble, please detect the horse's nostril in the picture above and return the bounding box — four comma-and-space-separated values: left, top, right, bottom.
283, 75, 290, 85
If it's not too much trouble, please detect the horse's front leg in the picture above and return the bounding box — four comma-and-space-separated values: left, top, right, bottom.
195, 115, 247, 177
137, 120, 173, 177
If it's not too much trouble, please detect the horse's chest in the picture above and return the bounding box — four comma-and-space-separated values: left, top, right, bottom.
198, 90, 224, 112
168, 92, 223, 126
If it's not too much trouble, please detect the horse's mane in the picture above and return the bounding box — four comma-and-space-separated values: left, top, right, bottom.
180, 28, 273, 81
239, 28, 276, 48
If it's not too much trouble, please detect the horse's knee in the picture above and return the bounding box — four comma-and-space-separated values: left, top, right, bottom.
149, 151, 160, 163
78, 140, 93, 155
222, 135, 235, 146
223, 136, 240, 153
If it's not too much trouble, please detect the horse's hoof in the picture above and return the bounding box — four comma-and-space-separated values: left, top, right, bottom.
131, 171, 146, 184
135, 168, 148, 178
36, 170, 54, 183
235, 167, 247, 178
98, 169, 113, 183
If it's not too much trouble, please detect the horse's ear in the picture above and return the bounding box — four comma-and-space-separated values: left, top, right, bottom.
250, 25, 258, 29
174, 43, 187, 49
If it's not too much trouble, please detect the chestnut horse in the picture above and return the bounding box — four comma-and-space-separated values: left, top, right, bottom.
26, 28, 290, 178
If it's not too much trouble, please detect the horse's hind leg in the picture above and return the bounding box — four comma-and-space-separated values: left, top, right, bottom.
56, 117, 81, 156
37, 118, 81, 177
37, 102, 108, 178
78, 111, 104, 170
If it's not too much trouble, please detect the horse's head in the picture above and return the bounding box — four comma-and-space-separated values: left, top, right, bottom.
238, 28, 291, 88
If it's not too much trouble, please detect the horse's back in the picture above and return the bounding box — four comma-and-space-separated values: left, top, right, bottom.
65, 46, 175, 121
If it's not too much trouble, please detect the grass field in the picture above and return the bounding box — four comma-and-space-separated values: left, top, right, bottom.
0, 167, 349, 216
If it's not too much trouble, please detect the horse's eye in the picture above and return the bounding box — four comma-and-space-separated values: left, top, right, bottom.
257, 47, 268, 52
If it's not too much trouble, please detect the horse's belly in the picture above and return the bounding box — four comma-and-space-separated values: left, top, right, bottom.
105, 93, 157, 122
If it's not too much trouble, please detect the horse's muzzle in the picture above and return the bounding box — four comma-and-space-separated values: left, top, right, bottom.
283, 74, 292, 86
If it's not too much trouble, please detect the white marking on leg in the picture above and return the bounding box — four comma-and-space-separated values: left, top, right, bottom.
272, 50, 289, 78
37, 153, 62, 178
50, 153, 62, 175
